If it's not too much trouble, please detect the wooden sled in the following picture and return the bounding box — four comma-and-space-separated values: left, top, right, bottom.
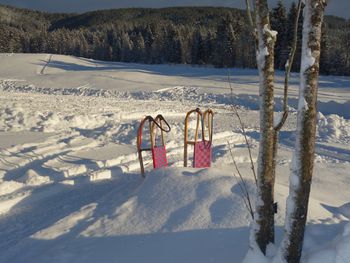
137, 114, 171, 177
184, 108, 214, 168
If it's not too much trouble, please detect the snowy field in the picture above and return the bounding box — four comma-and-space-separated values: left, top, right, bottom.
0, 53, 349, 262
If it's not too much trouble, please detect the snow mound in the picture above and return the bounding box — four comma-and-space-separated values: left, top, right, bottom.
82, 168, 252, 236
0, 102, 116, 132
17, 169, 51, 186
0, 180, 24, 196
317, 113, 350, 143
6, 168, 254, 263
306, 223, 350, 263
338, 203, 350, 220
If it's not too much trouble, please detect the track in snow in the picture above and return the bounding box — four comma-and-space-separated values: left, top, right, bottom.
0, 54, 349, 263
38, 54, 53, 75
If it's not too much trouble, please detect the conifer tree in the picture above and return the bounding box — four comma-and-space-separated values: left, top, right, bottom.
271, 1, 288, 69
191, 29, 205, 64
213, 15, 237, 67
120, 33, 133, 62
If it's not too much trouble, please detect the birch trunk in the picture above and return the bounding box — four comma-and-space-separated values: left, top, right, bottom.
278, 0, 326, 262
252, 0, 276, 253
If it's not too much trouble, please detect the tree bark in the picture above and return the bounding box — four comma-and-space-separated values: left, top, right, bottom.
278, 0, 326, 262
252, 0, 276, 254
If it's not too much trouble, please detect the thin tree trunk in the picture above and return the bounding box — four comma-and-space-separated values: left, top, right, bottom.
278, 0, 326, 262
252, 0, 276, 253
271, 0, 303, 232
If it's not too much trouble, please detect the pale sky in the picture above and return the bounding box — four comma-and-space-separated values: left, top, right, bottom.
0, 0, 348, 19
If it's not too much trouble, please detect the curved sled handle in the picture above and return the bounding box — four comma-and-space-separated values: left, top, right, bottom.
151, 114, 171, 148
184, 108, 202, 142
153, 114, 171, 133
137, 116, 153, 151
202, 109, 214, 143
137, 115, 154, 176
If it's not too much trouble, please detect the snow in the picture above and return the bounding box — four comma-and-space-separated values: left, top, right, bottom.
257, 47, 270, 69
285, 59, 290, 70
305, 222, 350, 263
0, 53, 349, 262
317, 113, 350, 143
301, 48, 316, 73
273, 111, 284, 127
17, 169, 51, 186
263, 24, 278, 43
243, 247, 269, 263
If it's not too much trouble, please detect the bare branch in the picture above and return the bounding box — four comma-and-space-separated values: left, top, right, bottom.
228, 71, 257, 185
274, 0, 302, 131
227, 141, 254, 219
245, 0, 255, 29
245, 0, 258, 42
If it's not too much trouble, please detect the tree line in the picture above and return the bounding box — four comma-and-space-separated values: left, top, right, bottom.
0, 4, 349, 75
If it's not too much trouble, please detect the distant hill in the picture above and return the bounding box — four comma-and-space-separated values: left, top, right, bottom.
49, 7, 246, 30
0, 4, 68, 30
0, 4, 349, 75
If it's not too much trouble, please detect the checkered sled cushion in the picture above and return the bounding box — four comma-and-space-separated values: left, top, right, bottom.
193, 140, 212, 168
152, 145, 168, 169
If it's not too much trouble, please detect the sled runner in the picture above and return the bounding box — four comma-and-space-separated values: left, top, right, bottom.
184, 108, 214, 168
137, 114, 171, 176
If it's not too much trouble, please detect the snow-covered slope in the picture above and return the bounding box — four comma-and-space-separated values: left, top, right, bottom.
0, 54, 349, 263
1, 53, 349, 116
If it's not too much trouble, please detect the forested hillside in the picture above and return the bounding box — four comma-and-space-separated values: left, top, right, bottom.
0, 3, 349, 75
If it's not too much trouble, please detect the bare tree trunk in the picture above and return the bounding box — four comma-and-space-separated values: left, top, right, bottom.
278, 0, 326, 262
251, 0, 276, 253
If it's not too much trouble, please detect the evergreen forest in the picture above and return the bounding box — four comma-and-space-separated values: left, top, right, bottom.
0, 3, 349, 75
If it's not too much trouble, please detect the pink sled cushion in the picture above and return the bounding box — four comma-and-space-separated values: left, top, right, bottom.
152, 145, 168, 169
193, 140, 212, 168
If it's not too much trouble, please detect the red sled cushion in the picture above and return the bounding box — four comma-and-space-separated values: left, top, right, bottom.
152, 145, 168, 169
193, 140, 212, 168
